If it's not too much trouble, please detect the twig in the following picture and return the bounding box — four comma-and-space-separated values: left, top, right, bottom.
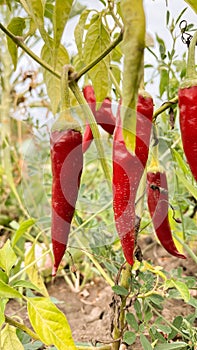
153, 96, 178, 121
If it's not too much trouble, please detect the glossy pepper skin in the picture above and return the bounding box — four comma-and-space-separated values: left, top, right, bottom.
178, 86, 197, 181
82, 85, 115, 153
51, 129, 83, 276
147, 171, 186, 259
113, 93, 153, 265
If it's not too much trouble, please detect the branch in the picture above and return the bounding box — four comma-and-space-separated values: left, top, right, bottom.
153, 96, 178, 121
5, 315, 41, 341
0, 23, 61, 79
75, 30, 123, 81
0, 23, 123, 84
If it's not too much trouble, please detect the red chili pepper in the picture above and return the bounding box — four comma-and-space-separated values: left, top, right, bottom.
178, 32, 197, 181
82, 85, 115, 153
113, 92, 153, 265
51, 125, 83, 276
147, 170, 186, 259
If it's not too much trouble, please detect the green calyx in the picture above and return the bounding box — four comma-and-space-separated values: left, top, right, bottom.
138, 88, 152, 99
181, 30, 197, 88
51, 109, 81, 133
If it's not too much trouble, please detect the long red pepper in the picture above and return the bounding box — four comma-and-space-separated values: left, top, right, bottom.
178, 31, 197, 181
147, 170, 186, 259
51, 67, 83, 276
113, 91, 153, 265
82, 85, 115, 153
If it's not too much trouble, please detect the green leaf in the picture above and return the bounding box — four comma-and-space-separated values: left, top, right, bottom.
154, 342, 188, 350
0, 240, 17, 275
184, 0, 197, 13
168, 316, 183, 341
0, 298, 8, 327
159, 67, 168, 97
27, 297, 77, 350
84, 15, 110, 104
176, 170, 197, 200
112, 285, 128, 296
11, 280, 42, 292
140, 334, 153, 350
126, 313, 139, 331
7, 17, 26, 69
134, 299, 142, 321
53, 0, 73, 49
41, 40, 69, 114
172, 149, 190, 176
121, 0, 145, 154
1, 324, 24, 350
0, 269, 8, 284
12, 218, 36, 247
171, 280, 190, 302
0, 280, 22, 299
24, 242, 49, 297
123, 331, 136, 345
74, 9, 90, 59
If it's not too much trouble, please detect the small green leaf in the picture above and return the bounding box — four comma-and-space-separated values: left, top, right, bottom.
134, 299, 142, 321
154, 342, 188, 350
171, 280, 190, 302
11, 280, 41, 292
123, 331, 136, 345
112, 285, 128, 296
140, 334, 153, 350
1, 324, 24, 350
0, 269, 8, 284
0, 240, 17, 275
12, 218, 36, 247
0, 280, 22, 299
27, 297, 77, 350
41, 39, 69, 114
168, 316, 183, 341
84, 15, 110, 104
53, 0, 73, 50
159, 67, 168, 97
7, 17, 26, 69
126, 313, 139, 331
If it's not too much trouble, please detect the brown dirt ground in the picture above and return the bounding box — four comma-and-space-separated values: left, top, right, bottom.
6, 237, 197, 349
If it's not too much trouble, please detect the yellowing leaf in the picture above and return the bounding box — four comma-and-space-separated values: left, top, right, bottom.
184, 0, 197, 13
171, 280, 190, 303
27, 297, 77, 350
84, 15, 110, 104
0, 280, 22, 299
41, 40, 69, 114
25, 242, 48, 297
0, 240, 17, 275
1, 324, 24, 350
53, 0, 73, 49
7, 17, 26, 69
74, 9, 90, 59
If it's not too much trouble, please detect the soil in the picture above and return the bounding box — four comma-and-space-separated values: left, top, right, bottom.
5, 237, 197, 349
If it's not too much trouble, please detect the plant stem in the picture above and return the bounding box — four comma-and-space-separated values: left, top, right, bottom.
186, 30, 197, 79
69, 80, 112, 185
5, 315, 41, 341
112, 264, 132, 350
153, 96, 178, 121
76, 30, 123, 81
61, 65, 71, 110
